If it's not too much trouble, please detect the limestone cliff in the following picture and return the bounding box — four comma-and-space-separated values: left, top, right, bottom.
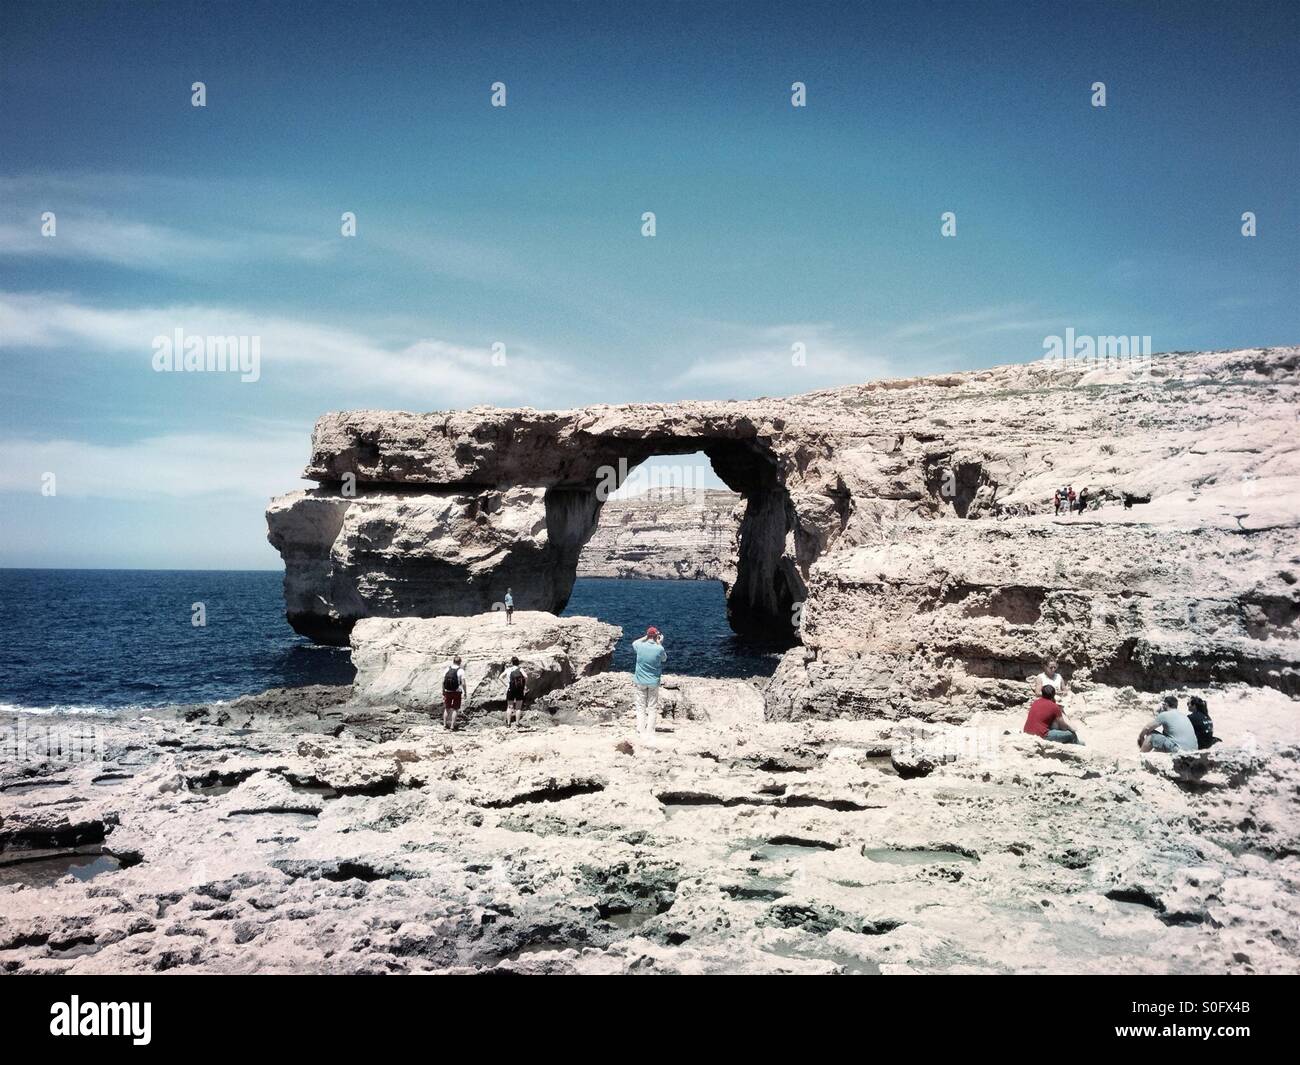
267, 346, 1300, 714
576, 488, 739, 580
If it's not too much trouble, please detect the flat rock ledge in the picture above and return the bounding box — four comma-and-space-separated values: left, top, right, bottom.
0, 679, 1296, 975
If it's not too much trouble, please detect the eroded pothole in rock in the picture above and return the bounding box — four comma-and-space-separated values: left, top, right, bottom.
478, 778, 607, 808
0, 845, 138, 889
761, 900, 902, 937
657, 790, 873, 813
862, 846, 979, 865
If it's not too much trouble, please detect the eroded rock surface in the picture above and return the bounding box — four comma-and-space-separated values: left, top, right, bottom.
266, 347, 1300, 718
2, 680, 1295, 974
349, 612, 620, 715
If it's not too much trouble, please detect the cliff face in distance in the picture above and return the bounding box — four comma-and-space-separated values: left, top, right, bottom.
576, 487, 740, 580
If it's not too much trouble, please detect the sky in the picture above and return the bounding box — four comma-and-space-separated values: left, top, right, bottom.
1, 0, 1297, 568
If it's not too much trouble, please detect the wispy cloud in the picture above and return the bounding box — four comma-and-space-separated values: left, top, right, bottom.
0, 216, 248, 270
0, 291, 581, 407
670, 322, 895, 397
0, 429, 308, 501
887, 303, 1065, 345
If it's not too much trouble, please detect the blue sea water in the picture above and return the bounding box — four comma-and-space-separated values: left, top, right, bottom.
0, 571, 781, 713
0, 569, 352, 713
562, 578, 786, 681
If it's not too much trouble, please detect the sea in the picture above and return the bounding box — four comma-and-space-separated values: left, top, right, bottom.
0, 570, 784, 714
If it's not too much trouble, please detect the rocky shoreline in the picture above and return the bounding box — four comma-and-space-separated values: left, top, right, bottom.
2, 671, 1296, 974
5, 347, 1296, 974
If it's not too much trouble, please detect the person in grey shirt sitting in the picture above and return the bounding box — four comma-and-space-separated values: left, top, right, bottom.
1139, 694, 1199, 753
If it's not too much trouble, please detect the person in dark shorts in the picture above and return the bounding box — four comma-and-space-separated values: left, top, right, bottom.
503, 656, 527, 727
504, 588, 514, 624
1023, 684, 1083, 744
442, 655, 466, 731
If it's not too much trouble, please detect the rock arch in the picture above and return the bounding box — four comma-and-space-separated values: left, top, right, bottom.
267, 407, 834, 646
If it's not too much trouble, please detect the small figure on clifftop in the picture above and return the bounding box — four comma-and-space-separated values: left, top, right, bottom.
1138, 694, 1198, 753
442, 655, 466, 731
1024, 684, 1083, 744
504, 656, 527, 727
504, 588, 514, 625
632, 626, 667, 741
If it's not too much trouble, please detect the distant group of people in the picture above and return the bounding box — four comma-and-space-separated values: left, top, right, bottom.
1053, 485, 1090, 515
1022, 658, 1218, 752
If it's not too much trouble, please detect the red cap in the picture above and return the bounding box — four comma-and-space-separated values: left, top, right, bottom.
646, 626, 659, 636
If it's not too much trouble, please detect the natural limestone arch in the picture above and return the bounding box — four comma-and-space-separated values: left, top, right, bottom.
545, 434, 805, 641
267, 407, 849, 647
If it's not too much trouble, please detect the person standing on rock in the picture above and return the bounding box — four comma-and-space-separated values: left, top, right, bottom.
504, 588, 514, 625
1023, 684, 1083, 744
503, 656, 527, 727
1138, 695, 1198, 753
1053, 488, 1062, 515
442, 655, 467, 731
632, 627, 667, 740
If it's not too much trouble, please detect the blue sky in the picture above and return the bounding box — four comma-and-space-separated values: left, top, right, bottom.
2, 0, 1296, 568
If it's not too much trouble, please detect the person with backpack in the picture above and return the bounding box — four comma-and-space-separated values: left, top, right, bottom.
442, 655, 466, 731
503, 656, 527, 727
1187, 695, 1220, 749
1138, 694, 1198, 753
1053, 488, 1062, 515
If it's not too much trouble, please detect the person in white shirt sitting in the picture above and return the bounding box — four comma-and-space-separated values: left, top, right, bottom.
1034, 659, 1064, 701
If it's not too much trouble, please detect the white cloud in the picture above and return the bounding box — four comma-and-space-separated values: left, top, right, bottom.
671, 323, 894, 396
0, 291, 578, 407
0, 217, 240, 269
0, 430, 309, 501
888, 303, 1065, 346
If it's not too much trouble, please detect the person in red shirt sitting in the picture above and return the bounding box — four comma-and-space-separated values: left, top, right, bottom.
1023, 684, 1083, 744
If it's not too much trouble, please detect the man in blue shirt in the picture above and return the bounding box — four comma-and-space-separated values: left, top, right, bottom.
1139, 694, 1198, 753
632, 626, 667, 739
503, 588, 514, 625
